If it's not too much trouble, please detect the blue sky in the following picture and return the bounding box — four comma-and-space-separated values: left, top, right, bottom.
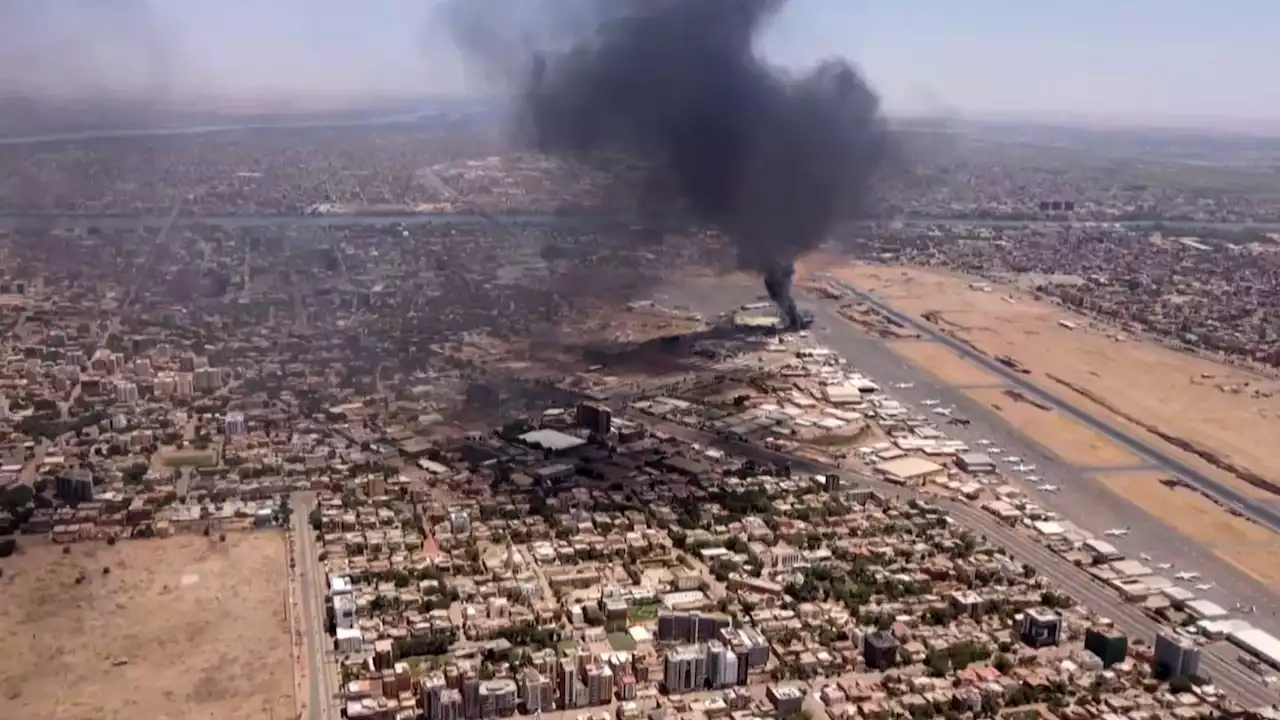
1, 0, 1276, 122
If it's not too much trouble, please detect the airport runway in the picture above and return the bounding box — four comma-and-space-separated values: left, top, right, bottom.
797, 297, 1280, 631
822, 276, 1280, 537
292, 492, 341, 720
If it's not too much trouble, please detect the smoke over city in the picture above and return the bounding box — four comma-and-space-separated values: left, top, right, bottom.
441, 0, 890, 329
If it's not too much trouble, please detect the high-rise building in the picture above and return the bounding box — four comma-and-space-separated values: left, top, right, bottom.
663, 644, 707, 695
54, 472, 94, 504
1154, 631, 1201, 679
224, 411, 247, 437
576, 402, 612, 436
194, 366, 222, 392
1017, 608, 1063, 648
863, 631, 899, 670
657, 612, 732, 644
1085, 627, 1128, 668
707, 640, 739, 688
586, 663, 613, 705
173, 372, 194, 397
115, 380, 139, 405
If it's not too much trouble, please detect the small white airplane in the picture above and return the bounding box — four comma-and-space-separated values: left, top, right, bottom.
988, 447, 1003, 455
1024, 475, 1042, 483
932, 407, 953, 416
921, 399, 940, 406
1156, 563, 1173, 570
1139, 553, 1152, 561
976, 439, 992, 445
1175, 571, 1201, 581
1034, 484, 1059, 493
1013, 464, 1036, 473
1194, 582, 1216, 591
1104, 527, 1130, 537
892, 382, 915, 389
1004, 456, 1023, 464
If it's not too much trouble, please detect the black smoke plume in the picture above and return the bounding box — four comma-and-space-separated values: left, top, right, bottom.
442, 0, 889, 330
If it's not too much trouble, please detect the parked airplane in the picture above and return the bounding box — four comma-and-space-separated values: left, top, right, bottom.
932, 407, 953, 416
1195, 582, 1216, 591
921, 399, 940, 406
1175, 571, 1201, 581
1139, 553, 1152, 561
1024, 475, 1042, 483
1156, 563, 1172, 570
1004, 456, 1023, 463
1103, 527, 1130, 537
892, 382, 915, 389
976, 439, 993, 445
1013, 464, 1035, 473
1034, 484, 1059, 492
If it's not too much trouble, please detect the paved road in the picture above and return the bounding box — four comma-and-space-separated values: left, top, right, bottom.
824, 276, 1280, 537
292, 492, 340, 720
644, 418, 1276, 708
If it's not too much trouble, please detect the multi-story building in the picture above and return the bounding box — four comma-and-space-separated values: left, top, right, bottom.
1017, 608, 1063, 648
863, 630, 899, 670
54, 472, 94, 504
224, 411, 247, 436
478, 679, 517, 718
439, 689, 462, 720
1154, 631, 1201, 679
558, 656, 584, 709
707, 640, 739, 688
663, 644, 707, 695
657, 612, 731, 644
586, 663, 613, 706
115, 380, 139, 404
519, 669, 554, 714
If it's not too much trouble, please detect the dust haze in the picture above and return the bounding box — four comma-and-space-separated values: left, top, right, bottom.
0, 0, 475, 112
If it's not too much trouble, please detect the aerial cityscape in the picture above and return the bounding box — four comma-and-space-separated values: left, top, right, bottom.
6, 3, 1280, 720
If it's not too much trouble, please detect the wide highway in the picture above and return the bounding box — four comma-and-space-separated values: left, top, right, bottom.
292, 492, 341, 720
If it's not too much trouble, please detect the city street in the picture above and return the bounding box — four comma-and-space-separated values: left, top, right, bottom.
292, 492, 341, 720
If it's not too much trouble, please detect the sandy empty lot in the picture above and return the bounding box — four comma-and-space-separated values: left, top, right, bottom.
827, 262, 1280, 502
1096, 471, 1280, 589
966, 388, 1143, 469
0, 533, 293, 720
886, 340, 1005, 387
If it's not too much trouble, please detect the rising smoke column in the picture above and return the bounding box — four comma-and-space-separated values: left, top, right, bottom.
445, 0, 889, 329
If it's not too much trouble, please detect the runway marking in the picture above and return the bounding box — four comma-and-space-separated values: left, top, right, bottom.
884, 339, 1006, 387
1095, 470, 1280, 590
965, 387, 1144, 469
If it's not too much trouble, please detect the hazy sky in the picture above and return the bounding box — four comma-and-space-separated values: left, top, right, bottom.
1, 0, 1275, 122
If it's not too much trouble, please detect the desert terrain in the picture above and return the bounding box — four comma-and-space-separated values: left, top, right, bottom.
886, 339, 1005, 388
0, 533, 294, 720
964, 387, 1144, 469
824, 261, 1280, 503
1095, 471, 1280, 589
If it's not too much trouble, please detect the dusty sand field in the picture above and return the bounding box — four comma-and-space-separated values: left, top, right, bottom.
886, 340, 1005, 387
1095, 471, 1280, 589
826, 261, 1280, 502
0, 533, 293, 720
965, 388, 1143, 469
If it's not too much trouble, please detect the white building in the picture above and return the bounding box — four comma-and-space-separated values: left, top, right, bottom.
174, 372, 194, 397
224, 411, 247, 437
115, 381, 139, 405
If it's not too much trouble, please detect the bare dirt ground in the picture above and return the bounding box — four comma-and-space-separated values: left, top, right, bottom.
825, 261, 1280, 502
965, 387, 1143, 469
886, 340, 1005, 388
0, 533, 294, 720
1095, 471, 1280, 589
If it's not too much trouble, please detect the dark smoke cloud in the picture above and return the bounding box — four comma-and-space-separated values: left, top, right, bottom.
441, 0, 890, 329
